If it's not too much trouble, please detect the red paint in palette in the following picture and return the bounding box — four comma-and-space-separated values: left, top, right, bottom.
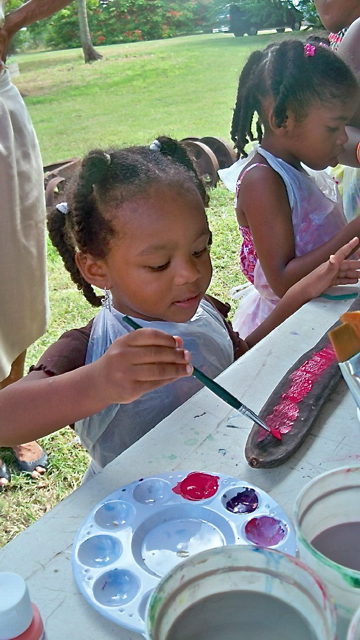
259, 346, 336, 441
172, 472, 219, 501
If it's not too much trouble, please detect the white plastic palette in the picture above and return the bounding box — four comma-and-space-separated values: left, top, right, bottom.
72, 471, 296, 636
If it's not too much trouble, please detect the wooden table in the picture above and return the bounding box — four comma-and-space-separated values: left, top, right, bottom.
1, 292, 359, 639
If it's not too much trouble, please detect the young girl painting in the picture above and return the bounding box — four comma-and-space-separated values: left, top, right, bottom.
0, 137, 358, 480
219, 39, 360, 337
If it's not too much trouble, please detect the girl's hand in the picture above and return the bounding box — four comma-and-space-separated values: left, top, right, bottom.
89, 328, 193, 406
300, 237, 360, 300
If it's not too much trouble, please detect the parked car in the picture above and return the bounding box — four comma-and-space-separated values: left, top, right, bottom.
212, 1, 303, 36
212, 6, 232, 32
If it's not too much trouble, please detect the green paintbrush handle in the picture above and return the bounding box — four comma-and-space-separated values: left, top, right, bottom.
122, 315, 271, 434
191, 367, 241, 410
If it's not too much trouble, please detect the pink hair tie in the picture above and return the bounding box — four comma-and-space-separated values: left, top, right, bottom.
304, 43, 316, 57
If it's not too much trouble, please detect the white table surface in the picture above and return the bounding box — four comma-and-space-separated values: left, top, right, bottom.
1, 292, 360, 639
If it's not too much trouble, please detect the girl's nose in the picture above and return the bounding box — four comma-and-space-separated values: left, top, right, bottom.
174, 258, 201, 285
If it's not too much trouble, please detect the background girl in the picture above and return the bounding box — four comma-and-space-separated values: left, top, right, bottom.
0, 136, 358, 480
220, 39, 360, 337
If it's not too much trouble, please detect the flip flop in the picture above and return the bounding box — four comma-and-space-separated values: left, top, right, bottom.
0, 458, 11, 488
15, 448, 49, 474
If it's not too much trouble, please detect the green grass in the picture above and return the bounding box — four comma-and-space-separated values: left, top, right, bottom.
0, 31, 304, 548
14, 32, 282, 163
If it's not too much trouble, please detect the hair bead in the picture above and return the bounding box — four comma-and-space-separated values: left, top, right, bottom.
149, 140, 161, 152
56, 202, 69, 215
304, 43, 316, 57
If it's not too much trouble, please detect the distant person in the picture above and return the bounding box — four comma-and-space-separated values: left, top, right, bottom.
0, 0, 74, 489
314, 1, 360, 220
0, 139, 357, 482
219, 39, 360, 337
314, 0, 360, 48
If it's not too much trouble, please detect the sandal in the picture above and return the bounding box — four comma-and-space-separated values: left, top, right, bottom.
14, 446, 49, 474
0, 458, 11, 488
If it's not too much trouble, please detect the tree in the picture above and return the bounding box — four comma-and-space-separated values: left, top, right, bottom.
296, 0, 322, 26
77, 0, 102, 61
4, 0, 102, 63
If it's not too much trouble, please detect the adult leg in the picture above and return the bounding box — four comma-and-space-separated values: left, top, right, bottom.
0, 351, 48, 480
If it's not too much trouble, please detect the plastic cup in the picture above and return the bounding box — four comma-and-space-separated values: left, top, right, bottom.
145, 545, 337, 640
294, 465, 360, 639
347, 606, 360, 640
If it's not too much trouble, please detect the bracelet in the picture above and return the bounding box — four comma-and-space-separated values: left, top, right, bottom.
356, 141, 360, 164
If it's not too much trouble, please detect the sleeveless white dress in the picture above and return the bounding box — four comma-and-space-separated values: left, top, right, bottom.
219, 146, 347, 338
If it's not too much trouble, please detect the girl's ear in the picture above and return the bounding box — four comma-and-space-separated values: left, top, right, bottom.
75, 252, 109, 290
268, 108, 290, 135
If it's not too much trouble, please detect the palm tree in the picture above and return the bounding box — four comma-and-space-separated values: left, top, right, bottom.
77, 0, 102, 63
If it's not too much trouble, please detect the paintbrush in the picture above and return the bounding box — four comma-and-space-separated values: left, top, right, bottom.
328, 322, 360, 362
122, 315, 281, 440
328, 320, 360, 412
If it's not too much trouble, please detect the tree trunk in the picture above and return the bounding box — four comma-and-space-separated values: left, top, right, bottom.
77, 0, 102, 63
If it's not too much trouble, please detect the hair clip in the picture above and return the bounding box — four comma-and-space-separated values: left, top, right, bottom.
103, 152, 111, 164
149, 139, 161, 152
319, 41, 329, 48
56, 202, 69, 215
304, 43, 316, 57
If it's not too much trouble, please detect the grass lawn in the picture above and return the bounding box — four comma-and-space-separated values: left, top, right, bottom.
0, 30, 307, 547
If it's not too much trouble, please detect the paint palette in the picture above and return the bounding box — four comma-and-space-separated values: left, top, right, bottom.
72, 471, 296, 636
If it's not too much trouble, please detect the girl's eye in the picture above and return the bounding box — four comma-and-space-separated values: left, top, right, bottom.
148, 262, 170, 272
328, 126, 339, 133
193, 244, 211, 257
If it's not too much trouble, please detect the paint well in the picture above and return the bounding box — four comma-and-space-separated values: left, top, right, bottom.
311, 522, 360, 571
225, 488, 258, 514
172, 472, 219, 501
164, 591, 318, 640
245, 515, 286, 546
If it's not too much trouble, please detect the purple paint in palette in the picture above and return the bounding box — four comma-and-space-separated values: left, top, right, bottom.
225, 487, 259, 514
223, 487, 287, 548
245, 515, 287, 546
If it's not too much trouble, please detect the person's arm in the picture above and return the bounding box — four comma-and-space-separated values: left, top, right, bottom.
338, 18, 360, 129
314, 0, 360, 32
237, 165, 360, 298
0, 328, 193, 447
0, 0, 73, 61
245, 236, 360, 348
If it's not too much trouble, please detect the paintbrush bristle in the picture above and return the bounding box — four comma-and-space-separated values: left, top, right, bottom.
341, 311, 360, 337
328, 322, 360, 362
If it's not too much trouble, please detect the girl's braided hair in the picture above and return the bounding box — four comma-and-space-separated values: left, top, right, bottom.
47, 137, 209, 307
231, 38, 358, 158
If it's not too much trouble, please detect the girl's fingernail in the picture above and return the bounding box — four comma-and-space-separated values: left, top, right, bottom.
185, 364, 193, 374
184, 350, 191, 361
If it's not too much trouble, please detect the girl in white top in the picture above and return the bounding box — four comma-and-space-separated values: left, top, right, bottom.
220, 39, 360, 337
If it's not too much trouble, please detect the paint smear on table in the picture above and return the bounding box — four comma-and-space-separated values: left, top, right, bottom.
172, 472, 219, 501
258, 346, 336, 441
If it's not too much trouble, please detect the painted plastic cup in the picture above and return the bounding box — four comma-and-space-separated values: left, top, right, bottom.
294, 465, 360, 639
347, 606, 360, 640
145, 545, 337, 640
